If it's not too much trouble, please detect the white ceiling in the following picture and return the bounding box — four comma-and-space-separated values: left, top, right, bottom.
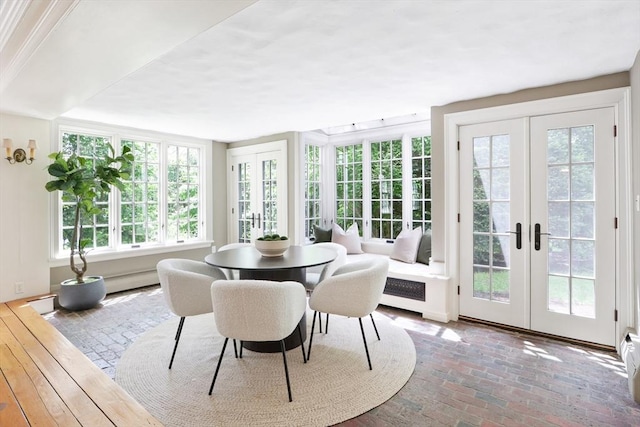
1, 0, 639, 142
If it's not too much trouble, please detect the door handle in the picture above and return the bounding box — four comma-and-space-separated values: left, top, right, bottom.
251, 213, 255, 228
534, 223, 551, 251
257, 213, 262, 229
508, 223, 522, 250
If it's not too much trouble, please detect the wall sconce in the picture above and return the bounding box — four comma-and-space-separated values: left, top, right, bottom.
2, 138, 37, 164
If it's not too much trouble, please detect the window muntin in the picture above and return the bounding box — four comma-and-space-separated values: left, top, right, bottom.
304, 144, 322, 238
411, 136, 432, 232
304, 134, 431, 242
167, 145, 201, 242
60, 132, 112, 251
237, 162, 252, 243
335, 144, 363, 233
54, 127, 206, 257
371, 139, 403, 239
120, 139, 160, 246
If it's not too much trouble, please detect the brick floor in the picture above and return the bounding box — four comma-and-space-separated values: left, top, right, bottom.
44, 285, 640, 426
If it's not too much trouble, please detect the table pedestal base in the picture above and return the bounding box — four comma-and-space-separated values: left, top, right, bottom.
241, 316, 307, 353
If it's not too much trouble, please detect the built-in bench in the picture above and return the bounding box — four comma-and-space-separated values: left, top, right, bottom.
345, 241, 450, 322
0, 296, 162, 427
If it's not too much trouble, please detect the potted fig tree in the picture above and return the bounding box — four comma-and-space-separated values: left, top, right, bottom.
45, 144, 133, 310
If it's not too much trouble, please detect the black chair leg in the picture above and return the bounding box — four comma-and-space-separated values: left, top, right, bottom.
359, 317, 372, 370
370, 313, 380, 340
174, 316, 184, 340
169, 316, 185, 369
325, 313, 329, 334
239, 341, 243, 358
307, 311, 318, 361
280, 339, 293, 402
319, 311, 323, 333
297, 324, 307, 363
208, 337, 228, 395
233, 339, 238, 358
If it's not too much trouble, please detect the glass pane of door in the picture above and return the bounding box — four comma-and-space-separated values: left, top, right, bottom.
530, 108, 615, 346
237, 161, 252, 243
459, 119, 527, 328
261, 159, 278, 235
472, 134, 511, 303
546, 125, 596, 317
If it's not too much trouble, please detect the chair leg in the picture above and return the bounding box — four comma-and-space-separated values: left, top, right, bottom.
233, 339, 238, 358
359, 317, 372, 370
280, 339, 293, 402
325, 313, 329, 334
307, 311, 318, 361
169, 316, 185, 369
319, 311, 323, 333
174, 316, 184, 340
297, 324, 307, 363
208, 337, 229, 395
370, 313, 380, 340
239, 341, 243, 359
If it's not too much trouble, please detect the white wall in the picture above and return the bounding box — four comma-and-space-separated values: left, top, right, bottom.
0, 113, 223, 301
0, 113, 51, 302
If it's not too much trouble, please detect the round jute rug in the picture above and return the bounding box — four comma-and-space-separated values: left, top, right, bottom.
116, 310, 415, 426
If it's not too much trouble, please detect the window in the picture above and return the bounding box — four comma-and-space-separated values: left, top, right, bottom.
304, 144, 322, 238
411, 136, 432, 232
371, 139, 403, 239
302, 128, 431, 242
335, 144, 363, 233
53, 125, 207, 258
167, 145, 201, 242
121, 139, 160, 245
60, 132, 112, 251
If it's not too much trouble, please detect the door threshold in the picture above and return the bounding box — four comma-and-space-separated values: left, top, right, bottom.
458, 316, 615, 352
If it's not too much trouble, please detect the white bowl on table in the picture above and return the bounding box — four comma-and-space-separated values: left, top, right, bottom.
254, 239, 290, 257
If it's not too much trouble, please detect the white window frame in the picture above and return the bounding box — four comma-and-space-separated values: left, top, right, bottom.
299, 120, 431, 242
49, 119, 212, 265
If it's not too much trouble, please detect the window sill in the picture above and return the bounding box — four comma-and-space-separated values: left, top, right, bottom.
48, 241, 214, 267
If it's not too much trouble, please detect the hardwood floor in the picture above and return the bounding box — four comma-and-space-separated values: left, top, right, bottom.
0, 297, 162, 427
43, 285, 640, 426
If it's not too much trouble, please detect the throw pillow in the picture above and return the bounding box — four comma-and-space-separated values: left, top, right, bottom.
331, 222, 363, 254
313, 225, 332, 243
416, 229, 432, 265
390, 227, 423, 263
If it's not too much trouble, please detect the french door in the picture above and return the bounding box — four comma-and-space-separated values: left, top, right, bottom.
459, 108, 616, 346
227, 142, 287, 243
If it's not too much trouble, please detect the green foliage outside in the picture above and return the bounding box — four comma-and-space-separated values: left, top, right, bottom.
328, 136, 431, 240
45, 144, 134, 283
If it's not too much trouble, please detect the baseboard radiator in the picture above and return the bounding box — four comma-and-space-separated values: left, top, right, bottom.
50, 270, 159, 295
621, 329, 640, 404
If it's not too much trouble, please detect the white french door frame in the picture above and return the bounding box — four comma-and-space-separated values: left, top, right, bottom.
444, 87, 633, 351
226, 140, 288, 244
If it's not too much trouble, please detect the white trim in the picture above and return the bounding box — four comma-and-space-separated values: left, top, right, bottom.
49, 118, 213, 261
323, 120, 430, 144
444, 87, 633, 350
48, 240, 213, 267
0, 0, 79, 91
226, 140, 288, 243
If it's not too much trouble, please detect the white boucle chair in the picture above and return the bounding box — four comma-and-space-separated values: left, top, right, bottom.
208, 279, 307, 402
304, 242, 348, 292
307, 258, 389, 370
156, 258, 227, 369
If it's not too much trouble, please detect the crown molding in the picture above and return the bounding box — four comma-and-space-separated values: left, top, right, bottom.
0, 0, 79, 92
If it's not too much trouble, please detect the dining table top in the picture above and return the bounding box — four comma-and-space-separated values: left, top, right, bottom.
204, 244, 336, 271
